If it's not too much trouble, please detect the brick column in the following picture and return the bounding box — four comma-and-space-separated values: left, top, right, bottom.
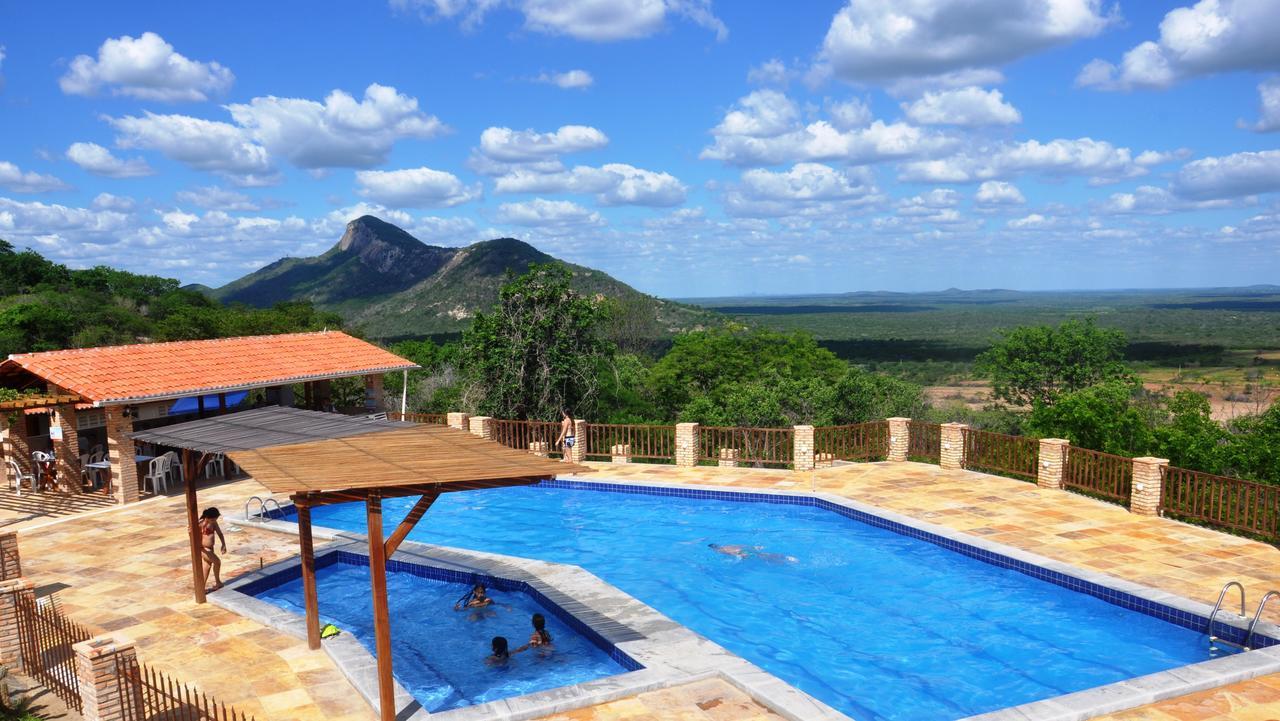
104, 407, 139, 504
468, 416, 493, 439
74, 635, 140, 721
939, 423, 968, 470
571, 420, 588, 463
887, 417, 910, 462
53, 405, 81, 493
9, 415, 32, 477
815, 452, 834, 469
363, 374, 385, 412
718, 448, 739, 468
0, 532, 20, 580
0, 578, 35, 671
447, 412, 470, 431
611, 444, 631, 463
675, 423, 699, 467
1037, 438, 1070, 489
1130, 457, 1168, 516
793, 425, 815, 471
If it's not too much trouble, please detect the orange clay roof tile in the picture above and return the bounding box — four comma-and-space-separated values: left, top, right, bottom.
3, 331, 417, 405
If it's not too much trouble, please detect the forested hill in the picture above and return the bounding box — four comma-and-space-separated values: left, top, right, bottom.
208, 215, 717, 340
0, 239, 342, 358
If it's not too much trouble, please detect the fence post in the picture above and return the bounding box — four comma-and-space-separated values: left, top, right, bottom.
446, 412, 470, 431
1037, 439, 1069, 489
1130, 457, 1168, 516
675, 423, 699, 467
74, 635, 139, 721
887, 418, 910, 462
0, 578, 35, 671
718, 448, 739, 468
468, 416, 493, 440
939, 423, 968, 470
793, 426, 815, 471
571, 420, 588, 463
0, 532, 20, 580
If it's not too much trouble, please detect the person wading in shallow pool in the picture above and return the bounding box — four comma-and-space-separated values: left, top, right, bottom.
556, 408, 575, 462
486, 636, 510, 666
515, 613, 553, 654
198, 508, 227, 592
454, 583, 494, 611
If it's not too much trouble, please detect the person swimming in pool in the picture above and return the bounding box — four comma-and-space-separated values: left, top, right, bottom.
709, 543, 796, 563
708, 543, 749, 559
486, 636, 510, 666
515, 613, 553, 654
454, 583, 494, 611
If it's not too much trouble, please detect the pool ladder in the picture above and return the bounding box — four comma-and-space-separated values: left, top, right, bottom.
1206, 581, 1279, 652
244, 496, 282, 522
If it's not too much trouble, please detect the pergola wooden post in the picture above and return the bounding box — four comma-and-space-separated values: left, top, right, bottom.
181, 449, 213, 604
296, 500, 321, 650
365, 493, 395, 721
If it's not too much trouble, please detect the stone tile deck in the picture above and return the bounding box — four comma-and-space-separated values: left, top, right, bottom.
12, 461, 1280, 720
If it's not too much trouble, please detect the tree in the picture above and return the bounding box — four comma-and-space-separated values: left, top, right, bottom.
1151, 391, 1228, 473
1222, 404, 1280, 482
1025, 380, 1156, 455
461, 264, 613, 420
829, 367, 926, 424
976, 318, 1132, 407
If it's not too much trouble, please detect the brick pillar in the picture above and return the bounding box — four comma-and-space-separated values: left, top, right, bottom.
793, 425, 815, 471
1130, 457, 1168, 516
468, 416, 493, 440
363, 374, 385, 412
105, 407, 139, 504
447, 412, 470, 431
74, 635, 140, 721
675, 423, 699, 467
718, 448, 739, 468
0, 532, 20, 580
9, 415, 32, 477
611, 444, 631, 463
1037, 438, 1069, 489
815, 452, 834, 469
0, 578, 35, 671
571, 420, 588, 463
887, 417, 910, 462
53, 405, 81, 493
939, 423, 968, 470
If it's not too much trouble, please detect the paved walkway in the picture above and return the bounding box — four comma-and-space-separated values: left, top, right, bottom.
11, 461, 1280, 721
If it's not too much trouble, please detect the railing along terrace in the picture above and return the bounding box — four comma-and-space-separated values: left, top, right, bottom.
962, 428, 1039, 482
907, 420, 941, 463
584, 423, 676, 463
815, 422, 889, 462
16, 596, 92, 711
1161, 466, 1280, 541
116, 656, 257, 721
1063, 446, 1133, 504
491, 418, 563, 457
389, 412, 447, 425
699, 426, 795, 468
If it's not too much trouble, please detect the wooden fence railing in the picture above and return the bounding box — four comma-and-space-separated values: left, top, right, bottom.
16, 596, 91, 712
907, 420, 940, 463
584, 424, 676, 463
815, 422, 889, 462
388, 412, 447, 425
699, 426, 794, 467
491, 419, 563, 457
116, 656, 256, 721
962, 428, 1039, 482
1064, 446, 1133, 504
1161, 466, 1280, 541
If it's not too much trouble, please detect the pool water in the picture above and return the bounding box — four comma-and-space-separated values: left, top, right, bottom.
251, 559, 626, 712
286, 484, 1220, 721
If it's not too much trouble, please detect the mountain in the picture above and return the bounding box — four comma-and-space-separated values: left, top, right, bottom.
210, 215, 715, 340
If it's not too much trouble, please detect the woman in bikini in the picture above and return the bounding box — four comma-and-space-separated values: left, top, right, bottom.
198, 507, 227, 591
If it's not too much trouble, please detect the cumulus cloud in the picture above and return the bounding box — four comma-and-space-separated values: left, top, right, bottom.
496, 198, 604, 228
1007, 212, 1054, 229
1242, 76, 1280, 133
0, 162, 70, 193
818, 0, 1113, 84
477, 125, 609, 163
496, 163, 685, 206
902, 87, 1021, 126
898, 137, 1151, 184
724, 163, 883, 217
534, 69, 594, 89
174, 186, 262, 212
391, 0, 727, 41
1101, 185, 1244, 214
59, 32, 233, 102
747, 59, 792, 86
91, 193, 136, 211
1078, 0, 1280, 91
108, 112, 273, 179
355, 166, 482, 208
975, 180, 1026, 205
1171, 149, 1280, 200
65, 142, 153, 178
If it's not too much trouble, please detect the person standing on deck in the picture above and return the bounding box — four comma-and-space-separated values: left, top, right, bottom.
556, 408, 575, 462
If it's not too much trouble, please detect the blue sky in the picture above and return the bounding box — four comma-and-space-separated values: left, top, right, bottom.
1, 1, 1278, 297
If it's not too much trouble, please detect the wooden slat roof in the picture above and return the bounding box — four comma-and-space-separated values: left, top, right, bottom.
130, 406, 412, 453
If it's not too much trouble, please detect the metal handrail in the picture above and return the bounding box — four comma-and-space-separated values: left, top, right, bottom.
1245, 590, 1279, 651
244, 496, 266, 521
1207, 581, 1247, 651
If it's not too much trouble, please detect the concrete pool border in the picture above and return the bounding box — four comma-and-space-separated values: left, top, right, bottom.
229, 478, 1280, 721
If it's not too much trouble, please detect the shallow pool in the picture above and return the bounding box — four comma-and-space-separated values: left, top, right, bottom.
251, 558, 626, 712
284, 483, 1221, 720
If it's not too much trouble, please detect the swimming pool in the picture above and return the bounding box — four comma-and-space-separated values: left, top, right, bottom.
247, 554, 628, 712
277, 481, 1252, 721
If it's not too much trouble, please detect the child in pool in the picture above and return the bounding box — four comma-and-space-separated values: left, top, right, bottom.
515, 613, 553, 653
455, 583, 494, 611
486, 636, 510, 666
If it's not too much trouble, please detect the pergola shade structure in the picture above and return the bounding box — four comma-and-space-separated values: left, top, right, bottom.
131, 406, 590, 721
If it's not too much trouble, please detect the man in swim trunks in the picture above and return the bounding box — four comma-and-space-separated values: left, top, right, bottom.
556, 408, 575, 462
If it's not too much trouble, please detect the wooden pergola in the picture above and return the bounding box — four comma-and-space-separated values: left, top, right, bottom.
132, 407, 589, 720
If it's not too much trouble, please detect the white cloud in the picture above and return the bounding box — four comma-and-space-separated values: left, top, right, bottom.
477, 125, 609, 162
897, 188, 960, 213
494, 163, 686, 206
175, 186, 261, 212
496, 198, 604, 227
65, 142, 153, 178
108, 111, 273, 177
898, 137, 1149, 184
391, 0, 727, 41
59, 32, 233, 102
975, 180, 1026, 205
355, 166, 482, 208
1078, 0, 1280, 91
724, 163, 883, 217
827, 98, 873, 130
1101, 185, 1245, 214
0, 197, 129, 235
712, 90, 800, 138
1243, 76, 1280, 133
0, 46, 6, 88
0, 162, 70, 193
1007, 212, 1053, 229
885, 68, 1006, 97
1171, 149, 1280, 200
534, 69, 594, 89
91, 193, 135, 211
902, 87, 1021, 126
747, 59, 792, 86
818, 0, 1113, 84
226, 84, 445, 169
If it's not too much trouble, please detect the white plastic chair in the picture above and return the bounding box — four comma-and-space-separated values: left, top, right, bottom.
162, 451, 184, 487
204, 453, 225, 479
143, 456, 169, 495
5, 459, 35, 495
